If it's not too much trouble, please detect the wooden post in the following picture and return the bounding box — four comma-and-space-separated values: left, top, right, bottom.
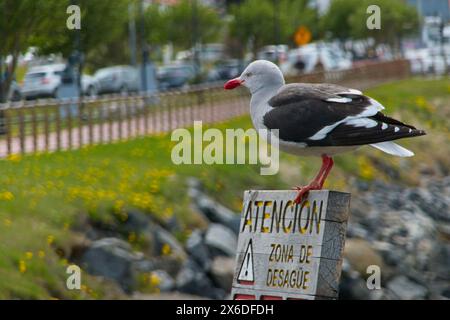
99, 103, 104, 144
88, 101, 94, 145
18, 108, 25, 154
126, 97, 132, 138
44, 107, 49, 152
107, 101, 113, 142
67, 103, 73, 150
55, 105, 61, 151
5, 109, 12, 156
231, 190, 350, 300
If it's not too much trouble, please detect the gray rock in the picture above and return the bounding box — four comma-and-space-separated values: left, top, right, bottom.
150, 270, 175, 292
185, 229, 211, 271
403, 188, 450, 222
346, 222, 369, 239
187, 179, 241, 234
122, 209, 151, 233
151, 224, 187, 260
338, 259, 371, 300
387, 276, 428, 300
210, 256, 235, 291
204, 223, 237, 257
176, 259, 225, 299
195, 194, 241, 234
81, 237, 143, 293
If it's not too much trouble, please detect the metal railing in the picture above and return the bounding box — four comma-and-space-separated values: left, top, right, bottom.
0, 60, 411, 157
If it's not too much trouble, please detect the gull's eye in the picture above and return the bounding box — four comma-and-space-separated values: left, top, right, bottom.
245, 72, 253, 77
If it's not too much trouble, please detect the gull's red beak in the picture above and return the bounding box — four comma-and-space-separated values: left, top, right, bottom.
224, 78, 243, 90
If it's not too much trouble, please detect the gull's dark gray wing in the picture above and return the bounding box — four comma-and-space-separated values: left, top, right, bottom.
263, 83, 425, 146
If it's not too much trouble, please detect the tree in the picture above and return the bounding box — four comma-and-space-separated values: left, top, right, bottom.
349, 0, 419, 55
144, 3, 169, 46
31, 0, 132, 70
0, 0, 63, 101
320, 0, 362, 41
228, 0, 319, 58
163, 0, 223, 50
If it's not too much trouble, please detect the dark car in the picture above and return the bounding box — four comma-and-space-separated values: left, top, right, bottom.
157, 64, 195, 91
94, 66, 140, 95
207, 60, 246, 82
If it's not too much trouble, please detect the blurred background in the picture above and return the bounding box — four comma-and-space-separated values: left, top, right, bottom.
0, 0, 448, 300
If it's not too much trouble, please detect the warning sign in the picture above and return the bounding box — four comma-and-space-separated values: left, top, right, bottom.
237, 240, 254, 282
231, 190, 350, 300
294, 26, 312, 46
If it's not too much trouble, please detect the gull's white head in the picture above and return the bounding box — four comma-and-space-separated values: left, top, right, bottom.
224, 60, 285, 94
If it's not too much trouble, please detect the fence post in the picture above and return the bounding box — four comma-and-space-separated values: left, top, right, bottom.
18, 107, 25, 154
5, 108, 12, 156
29, 106, 37, 152
55, 103, 61, 152
107, 100, 113, 143
67, 102, 73, 150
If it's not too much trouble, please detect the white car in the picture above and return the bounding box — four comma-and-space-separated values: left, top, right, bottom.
281, 43, 352, 76
405, 47, 450, 75
22, 63, 65, 99
81, 74, 99, 96
22, 63, 98, 99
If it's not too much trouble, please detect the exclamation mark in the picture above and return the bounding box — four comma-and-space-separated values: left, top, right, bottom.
244, 252, 250, 277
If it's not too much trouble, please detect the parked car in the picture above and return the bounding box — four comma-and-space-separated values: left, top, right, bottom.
257, 45, 289, 63
8, 80, 22, 101
22, 63, 65, 99
281, 43, 352, 76
94, 66, 140, 95
22, 63, 98, 99
81, 74, 99, 96
175, 43, 225, 63
405, 47, 450, 75
207, 60, 246, 82
157, 64, 195, 91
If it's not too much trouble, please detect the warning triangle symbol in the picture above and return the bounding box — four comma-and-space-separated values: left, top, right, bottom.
238, 239, 254, 282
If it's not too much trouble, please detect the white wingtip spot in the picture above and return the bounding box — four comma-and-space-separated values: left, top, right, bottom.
326, 97, 352, 103
345, 118, 378, 128
381, 123, 388, 130
394, 127, 399, 132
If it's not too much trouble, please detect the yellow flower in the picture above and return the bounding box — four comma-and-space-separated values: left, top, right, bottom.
19, 260, 26, 273
47, 235, 55, 245
149, 273, 161, 287
161, 243, 171, 256
114, 199, 125, 212
357, 156, 374, 180
3, 219, 12, 227
38, 250, 46, 259
0, 191, 14, 201
25, 252, 33, 260
7, 153, 21, 162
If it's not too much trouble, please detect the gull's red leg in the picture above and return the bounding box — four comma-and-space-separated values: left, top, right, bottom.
293, 155, 334, 204
318, 156, 334, 188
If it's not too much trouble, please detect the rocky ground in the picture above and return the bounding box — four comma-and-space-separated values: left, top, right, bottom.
68, 176, 450, 300
341, 176, 450, 300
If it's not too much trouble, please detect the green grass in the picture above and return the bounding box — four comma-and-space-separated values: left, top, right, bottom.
0, 77, 448, 299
